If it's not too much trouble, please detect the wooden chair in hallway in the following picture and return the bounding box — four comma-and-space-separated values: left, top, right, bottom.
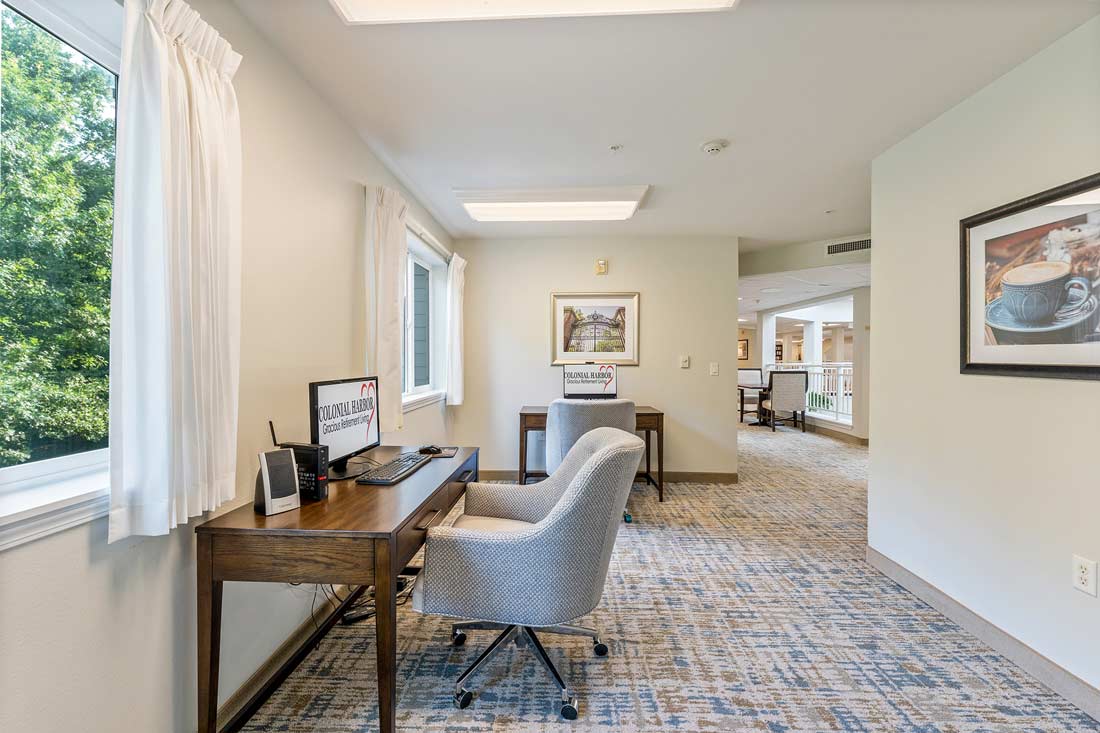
759, 370, 808, 432
738, 368, 764, 422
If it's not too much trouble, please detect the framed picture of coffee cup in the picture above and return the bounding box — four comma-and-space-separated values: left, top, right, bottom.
552, 292, 639, 366
961, 171, 1100, 380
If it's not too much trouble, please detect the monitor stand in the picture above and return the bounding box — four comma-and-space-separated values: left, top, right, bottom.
328, 456, 363, 481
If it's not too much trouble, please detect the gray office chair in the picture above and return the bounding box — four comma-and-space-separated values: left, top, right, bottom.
545, 398, 636, 474
546, 398, 637, 521
412, 427, 645, 719
760, 370, 808, 431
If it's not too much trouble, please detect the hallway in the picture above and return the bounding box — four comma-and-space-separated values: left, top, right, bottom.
240, 426, 1096, 732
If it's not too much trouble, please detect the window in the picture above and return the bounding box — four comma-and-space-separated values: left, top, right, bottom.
0, 0, 121, 548
409, 258, 431, 388
402, 228, 446, 409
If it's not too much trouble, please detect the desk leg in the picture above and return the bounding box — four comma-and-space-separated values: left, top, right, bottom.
518, 423, 528, 485
739, 390, 745, 423
644, 430, 653, 487
657, 423, 665, 502
197, 534, 223, 733
375, 539, 398, 733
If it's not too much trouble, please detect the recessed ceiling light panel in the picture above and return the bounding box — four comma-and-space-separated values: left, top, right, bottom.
454, 186, 649, 222
330, 0, 739, 24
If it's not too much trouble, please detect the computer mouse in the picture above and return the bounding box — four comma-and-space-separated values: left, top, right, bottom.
419, 445, 443, 455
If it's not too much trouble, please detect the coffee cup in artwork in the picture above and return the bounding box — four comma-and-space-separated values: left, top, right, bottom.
1000, 261, 1091, 324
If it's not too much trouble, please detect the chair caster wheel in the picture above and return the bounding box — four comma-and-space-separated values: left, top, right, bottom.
593, 641, 609, 657
560, 697, 579, 720
622, 512, 632, 523
451, 631, 466, 647
454, 688, 473, 709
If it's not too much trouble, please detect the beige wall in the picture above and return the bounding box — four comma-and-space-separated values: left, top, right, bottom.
870, 17, 1100, 688
449, 237, 739, 475
0, 2, 450, 731
737, 327, 759, 368
740, 233, 871, 277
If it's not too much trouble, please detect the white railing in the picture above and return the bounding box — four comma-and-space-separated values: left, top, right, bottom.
764, 362, 853, 425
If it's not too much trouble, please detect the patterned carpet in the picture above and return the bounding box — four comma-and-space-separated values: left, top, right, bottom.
242, 425, 1099, 732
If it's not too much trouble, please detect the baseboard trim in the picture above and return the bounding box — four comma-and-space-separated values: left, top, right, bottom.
867, 546, 1100, 722
804, 422, 868, 446
477, 470, 738, 484
477, 470, 521, 481
217, 585, 366, 732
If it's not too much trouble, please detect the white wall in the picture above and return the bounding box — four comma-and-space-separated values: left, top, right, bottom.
0, 2, 450, 731
870, 16, 1100, 688
449, 237, 739, 475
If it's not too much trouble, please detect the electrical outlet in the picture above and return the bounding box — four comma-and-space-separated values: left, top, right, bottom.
1073, 555, 1097, 596
709, 362, 720, 376
679, 355, 691, 369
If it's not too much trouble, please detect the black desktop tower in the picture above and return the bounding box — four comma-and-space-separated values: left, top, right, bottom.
277, 442, 329, 501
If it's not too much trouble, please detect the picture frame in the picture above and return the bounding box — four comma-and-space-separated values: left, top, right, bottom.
738, 339, 749, 361
961, 171, 1100, 380
551, 292, 639, 366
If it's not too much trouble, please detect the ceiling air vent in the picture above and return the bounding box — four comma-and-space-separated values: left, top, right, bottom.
826, 239, 871, 255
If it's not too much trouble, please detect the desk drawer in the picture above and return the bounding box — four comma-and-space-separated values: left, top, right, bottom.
395, 464, 475, 567
213, 535, 375, 585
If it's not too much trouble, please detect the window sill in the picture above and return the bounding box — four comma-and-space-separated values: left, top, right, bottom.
0, 465, 110, 552
402, 389, 446, 413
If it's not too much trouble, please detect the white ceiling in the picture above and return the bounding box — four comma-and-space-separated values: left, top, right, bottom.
739, 263, 869, 319
235, 0, 1098, 246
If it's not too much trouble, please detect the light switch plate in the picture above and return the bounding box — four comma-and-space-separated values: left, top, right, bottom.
709, 362, 720, 376
595, 259, 608, 275
679, 355, 691, 369
1073, 555, 1097, 596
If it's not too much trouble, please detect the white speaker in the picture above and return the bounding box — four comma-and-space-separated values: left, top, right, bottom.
254, 448, 301, 516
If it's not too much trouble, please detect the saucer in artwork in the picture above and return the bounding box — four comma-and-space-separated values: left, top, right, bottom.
986, 294, 1100, 345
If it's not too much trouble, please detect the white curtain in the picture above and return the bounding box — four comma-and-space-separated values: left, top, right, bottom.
364, 186, 408, 432
445, 254, 466, 405
108, 0, 243, 542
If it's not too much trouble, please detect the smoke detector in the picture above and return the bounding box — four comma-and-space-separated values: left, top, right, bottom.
700, 139, 729, 155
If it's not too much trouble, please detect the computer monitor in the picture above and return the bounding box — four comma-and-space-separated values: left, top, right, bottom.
309, 376, 380, 479
563, 363, 617, 399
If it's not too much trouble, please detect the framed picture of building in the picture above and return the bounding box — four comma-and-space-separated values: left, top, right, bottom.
961, 171, 1100, 380
551, 292, 639, 365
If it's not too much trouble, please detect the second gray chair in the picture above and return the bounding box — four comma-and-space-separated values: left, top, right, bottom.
412, 427, 645, 720
546, 398, 638, 521
545, 398, 636, 475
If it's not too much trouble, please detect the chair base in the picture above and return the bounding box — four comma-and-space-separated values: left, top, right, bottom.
449, 622, 605, 719
759, 408, 807, 432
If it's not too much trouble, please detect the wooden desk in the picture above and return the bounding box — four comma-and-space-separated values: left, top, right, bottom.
518, 405, 665, 501
195, 446, 479, 733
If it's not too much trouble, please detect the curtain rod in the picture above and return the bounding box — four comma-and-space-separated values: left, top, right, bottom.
407, 216, 453, 263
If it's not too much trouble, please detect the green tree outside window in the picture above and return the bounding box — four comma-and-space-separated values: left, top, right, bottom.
0, 6, 116, 467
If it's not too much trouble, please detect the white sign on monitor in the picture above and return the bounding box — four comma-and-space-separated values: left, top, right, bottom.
563, 364, 617, 398
313, 378, 379, 460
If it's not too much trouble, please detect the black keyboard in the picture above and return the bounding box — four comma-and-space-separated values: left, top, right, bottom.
355, 452, 432, 486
